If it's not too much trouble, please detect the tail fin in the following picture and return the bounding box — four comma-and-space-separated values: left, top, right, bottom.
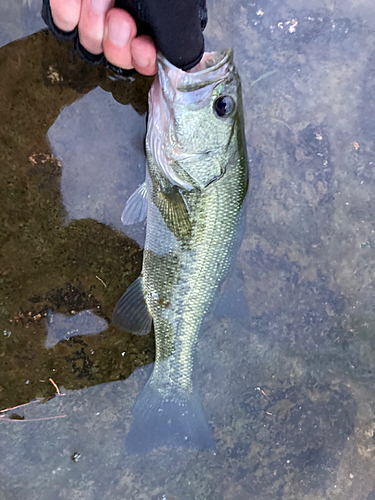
125, 384, 216, 453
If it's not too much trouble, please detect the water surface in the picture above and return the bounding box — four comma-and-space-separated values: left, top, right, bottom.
1, 0, 375, 499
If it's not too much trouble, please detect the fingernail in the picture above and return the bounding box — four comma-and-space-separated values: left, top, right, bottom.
108, 17, 130, 47
91, 0, 110, 13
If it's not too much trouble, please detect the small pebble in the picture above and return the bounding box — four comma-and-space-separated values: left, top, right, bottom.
71, 452, 81, 463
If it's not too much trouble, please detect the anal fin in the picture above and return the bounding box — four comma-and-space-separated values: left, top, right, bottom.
112, 276, 152, 335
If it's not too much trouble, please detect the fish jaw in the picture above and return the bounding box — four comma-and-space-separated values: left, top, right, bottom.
146, 49, 240, 191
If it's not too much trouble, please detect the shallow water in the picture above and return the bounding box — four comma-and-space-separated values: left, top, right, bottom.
1, 0, 375, 499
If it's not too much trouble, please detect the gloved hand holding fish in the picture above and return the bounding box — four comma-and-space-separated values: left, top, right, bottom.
114, 50, 249, 452
42, 0, 249, 453
42, 0, 208, 74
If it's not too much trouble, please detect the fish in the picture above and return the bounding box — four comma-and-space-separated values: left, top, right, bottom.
113, 49, 248, 453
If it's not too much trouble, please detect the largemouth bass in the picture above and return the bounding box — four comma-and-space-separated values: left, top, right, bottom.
113, 49, 248, 453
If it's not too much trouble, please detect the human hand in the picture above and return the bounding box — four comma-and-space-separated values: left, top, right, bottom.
49, 0, 157, 75
43, 0, 207, 74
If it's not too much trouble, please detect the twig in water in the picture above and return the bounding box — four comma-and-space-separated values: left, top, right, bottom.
0, 378, 66, 422
0, 415, 67, 422
250, 69, 277, 87
49, 378, 64, 395
0, 398, 44, 414
270, 117, 292, 131
95, 275, 107, 288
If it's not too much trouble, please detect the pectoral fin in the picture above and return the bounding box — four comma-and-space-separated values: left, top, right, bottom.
112, 276, 152, 335
121, 182, 148, 226
155, 187, 192, 239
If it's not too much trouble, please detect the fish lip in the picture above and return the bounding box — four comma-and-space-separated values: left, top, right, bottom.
157, 49, 233, 76
157, 49, 234, 94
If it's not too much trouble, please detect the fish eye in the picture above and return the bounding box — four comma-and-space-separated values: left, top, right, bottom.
213, 96, 235, 118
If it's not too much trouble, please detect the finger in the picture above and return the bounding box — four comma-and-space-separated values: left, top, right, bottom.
78, 0, 115, 55
131, 35, 157, 76
103, 8, 137, 69
50, 0, 82, 32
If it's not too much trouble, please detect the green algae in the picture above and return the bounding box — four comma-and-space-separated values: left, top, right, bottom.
0, 30, 154, 410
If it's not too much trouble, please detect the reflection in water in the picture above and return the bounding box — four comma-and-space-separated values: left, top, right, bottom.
45, 309, 108, 348
0, 0, 44, 48
47, 86, 147, 245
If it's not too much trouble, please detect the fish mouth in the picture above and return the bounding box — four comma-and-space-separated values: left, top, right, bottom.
157, 49, 234, 93
157, 49, 233, 75
186, 49, 233, 74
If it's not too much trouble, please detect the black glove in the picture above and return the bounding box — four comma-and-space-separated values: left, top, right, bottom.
41, 0, 207, 74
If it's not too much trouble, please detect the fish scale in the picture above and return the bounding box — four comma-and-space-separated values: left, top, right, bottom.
147, 175, 246, 397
